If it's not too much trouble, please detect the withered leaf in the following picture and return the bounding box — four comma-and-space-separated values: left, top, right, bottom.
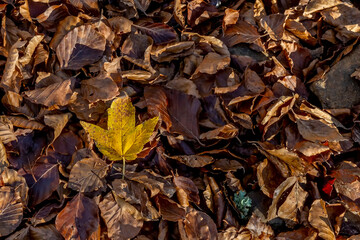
55, 193, 99, 240
132, 22, 177, 45
179, 208, 217, 240
99, 192, 143, 240
56, 24, 106, 70
223, 20, 261, 47
268, 176, 308, 228
308, 199, 336, 240
24, 79, 74, 108
155, 194, 186, 222
81, 73, 119, 103
23, 162, 59, 206
0, 187, 23, 237
260, 14, 287, 41
68, 158, 108, 193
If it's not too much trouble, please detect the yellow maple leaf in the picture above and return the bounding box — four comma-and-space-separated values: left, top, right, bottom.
80, 96, 158, 176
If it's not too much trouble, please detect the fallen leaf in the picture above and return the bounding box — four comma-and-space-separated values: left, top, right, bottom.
81, 96, 158, 161
55, 193, 100, 240
68, 158, 108, 193
56, 24, 106, 70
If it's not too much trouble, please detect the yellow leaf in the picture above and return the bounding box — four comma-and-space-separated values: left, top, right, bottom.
80, 96, 158, 162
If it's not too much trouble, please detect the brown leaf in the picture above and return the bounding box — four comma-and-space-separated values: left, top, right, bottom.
193, 52, 230, 76
1, 40, 26, 93
56, 24, 106, 70
296, 118, 344, 142
99, 191, 143, 240
44, 113, 72, 145
200, 123, 238, 140
173, 176, 200, 205
260, 14, 287, 41
151, 41, 194, 62
68, 158, 108, 193
244, 67, 266, 94
268, 176, 308, 228
144, 86, 201, 139
24, 79, 74, 108
7, 116, 45, 131
0, 167, 28, 207
126, 169, 176, 198
0, 187, 23, 237
179, 208, 217, 240
246, 213, 274, 239
23, 162, 59, 206
167, 154, 214, 168
257, 158, 285, 198
223, 21, 261, 47
223, 8, 239, 31
112, 178, 160, 221
155, 194, 186, 222
308, 199, 336, 240
132, 22, 177, 45
81, 73, 119, 103
56, 193, 100, 240
211, 158, 243, 172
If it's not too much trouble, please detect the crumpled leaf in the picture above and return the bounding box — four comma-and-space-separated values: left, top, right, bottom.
81, 96, 158, 161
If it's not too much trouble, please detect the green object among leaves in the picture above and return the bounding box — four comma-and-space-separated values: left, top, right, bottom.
234, 190, 252, 219
80, 96, 158, 177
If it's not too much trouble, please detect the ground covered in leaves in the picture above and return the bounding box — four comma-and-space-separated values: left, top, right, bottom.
1, 0, 360, 239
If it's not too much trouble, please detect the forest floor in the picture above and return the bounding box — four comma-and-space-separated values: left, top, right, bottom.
1, 0, 360, 239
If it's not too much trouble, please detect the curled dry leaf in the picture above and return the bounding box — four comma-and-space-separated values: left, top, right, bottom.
99, 192, 143, 240
0, 142, 9, 172
126, 169, 176, 198
56, 24, 106, 70
132, 22, 177, 45
260, 14, 287, 41
174, 176, 200, 205
155, 194, 186, 222
6, 116, 45, 131
308, 199, 336, 240
268, 176, 308, 228
24, 79, 74, 108
56, 193, 100, 240
179, 208, 217, 240
200, 123, 238, 140
68, 158, 108, 193
0, 187, 23, 237
0, 167, 28, 207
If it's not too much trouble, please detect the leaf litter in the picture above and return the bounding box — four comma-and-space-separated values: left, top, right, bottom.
0, 0, 360, 239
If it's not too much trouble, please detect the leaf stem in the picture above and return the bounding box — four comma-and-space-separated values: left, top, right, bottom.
122, 156, 126, 179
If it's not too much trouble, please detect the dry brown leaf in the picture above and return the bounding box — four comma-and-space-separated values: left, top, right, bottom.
0, 187, 23, 237
99, 191, 143, 240
268, 176, 308, 228
68, 158, 108, 193
56, 193, 100, 240
308, 199, 336, 240
56, 24, 106, 70
24, 79, 74, 108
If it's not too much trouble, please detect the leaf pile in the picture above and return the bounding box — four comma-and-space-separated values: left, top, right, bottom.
0, 0, 360, 239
